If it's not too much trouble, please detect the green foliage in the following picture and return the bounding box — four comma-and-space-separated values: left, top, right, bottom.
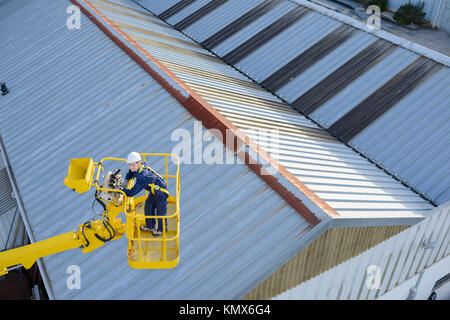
354, 0, 389, 11
394, 1, 426, 25
367, 0, 389, 12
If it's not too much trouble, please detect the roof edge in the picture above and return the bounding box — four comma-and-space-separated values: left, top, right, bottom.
72, 0, 340, 225
330, 216, 425, 228
292, 0, 450, 66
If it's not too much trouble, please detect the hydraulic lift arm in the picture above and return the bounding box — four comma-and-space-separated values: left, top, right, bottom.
0, 215, 125, 276
0, 157, 128, 277
0, 232, 80, 276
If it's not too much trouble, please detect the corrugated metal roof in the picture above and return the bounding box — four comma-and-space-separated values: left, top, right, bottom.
274, 201, 450, 300
133, 0, 450, 206
0, 0, 327, 299
96, 0, 435, 221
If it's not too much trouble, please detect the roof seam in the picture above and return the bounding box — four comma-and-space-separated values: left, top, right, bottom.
73, 0, 333, 225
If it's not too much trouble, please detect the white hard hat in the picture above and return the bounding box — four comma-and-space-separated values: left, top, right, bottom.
127, 152, 142, 164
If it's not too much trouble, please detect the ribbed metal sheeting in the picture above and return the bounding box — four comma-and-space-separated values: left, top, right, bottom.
93, 0, 435, 220
133, 0, 450, 206
0, 167, 15, 216
0, 0, 319, 299
273, 201, 450, 300
244, 224, 409, 299
0, 205, 26, 251
0, 203, 26, 251
350, 67, 450, 206
0, 153, 23, 250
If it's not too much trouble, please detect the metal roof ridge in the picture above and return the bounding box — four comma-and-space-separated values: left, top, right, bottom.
71, 0, 337, 226
291, 0, 450, 67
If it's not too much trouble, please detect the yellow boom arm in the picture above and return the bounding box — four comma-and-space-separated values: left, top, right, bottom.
0, 232, 80, 276
0, 215, 125, 276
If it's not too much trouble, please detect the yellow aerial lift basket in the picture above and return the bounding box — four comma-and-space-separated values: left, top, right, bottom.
124, 154, 180, 269
63, 158, 95, 193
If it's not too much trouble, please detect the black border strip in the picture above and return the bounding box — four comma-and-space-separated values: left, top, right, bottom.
201, 0, 281, 49
261, 24, 357, 92
174, 0, 228, 30
159, 0, 196, 20
292, 39, 396, 115
329, 57, 442, 142
222, 6, 310, 64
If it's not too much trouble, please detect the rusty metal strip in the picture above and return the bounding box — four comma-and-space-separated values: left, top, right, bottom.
111, 20, 202, 50
128, 33, 220, 62
91, 0, 170, 29
160, 60, 262, 90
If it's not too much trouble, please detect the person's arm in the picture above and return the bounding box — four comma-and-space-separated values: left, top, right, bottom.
125, 170, 133, 181
122, 170, 132, 189
122, 176, 146, 197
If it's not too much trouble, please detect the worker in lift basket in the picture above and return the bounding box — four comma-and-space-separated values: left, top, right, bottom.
121, 152, 168, 237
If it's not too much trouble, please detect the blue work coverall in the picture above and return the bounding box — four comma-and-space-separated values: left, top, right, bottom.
122, 162, 168, 232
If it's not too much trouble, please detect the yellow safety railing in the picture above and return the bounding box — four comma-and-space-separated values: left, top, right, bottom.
88, 154, 180, 269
